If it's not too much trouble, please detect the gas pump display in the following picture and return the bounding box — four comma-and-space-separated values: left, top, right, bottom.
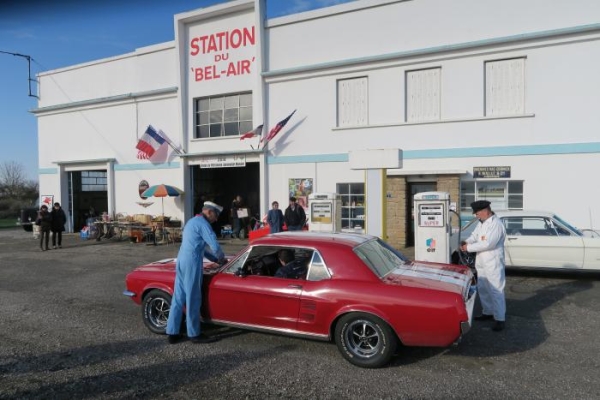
311, 203, 332, 223
418, 205, 444, 227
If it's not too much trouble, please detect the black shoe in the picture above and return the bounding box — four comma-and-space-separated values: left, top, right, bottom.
474, 314, 494, 321
492, 321, 505, 332
167, 334, 182, 344
189, 334, 218, 344
58, 246, 62, 249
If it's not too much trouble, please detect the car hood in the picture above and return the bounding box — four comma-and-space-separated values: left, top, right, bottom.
382, 260, 472, 297
131, 257, 224, 273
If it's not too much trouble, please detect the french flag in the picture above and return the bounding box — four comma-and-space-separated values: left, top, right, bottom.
136, 125, 166, 158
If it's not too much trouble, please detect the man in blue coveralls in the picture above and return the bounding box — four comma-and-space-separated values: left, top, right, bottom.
166, 201, 226, 344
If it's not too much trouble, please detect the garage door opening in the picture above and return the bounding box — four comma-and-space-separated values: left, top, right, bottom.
68, 170, 108, 231
191, 162, 260, 234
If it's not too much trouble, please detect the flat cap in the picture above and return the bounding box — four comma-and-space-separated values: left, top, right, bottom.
470, 200, 491, 213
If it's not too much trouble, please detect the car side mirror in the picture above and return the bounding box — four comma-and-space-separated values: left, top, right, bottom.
234, 267, 247, 277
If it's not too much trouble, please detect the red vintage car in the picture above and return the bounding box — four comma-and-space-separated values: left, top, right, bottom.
124, 232, 476, 368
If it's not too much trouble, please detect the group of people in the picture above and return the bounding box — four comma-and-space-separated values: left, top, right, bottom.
266, 196, 306, 233
229, 195, 307, 236
36, 202, 67, 251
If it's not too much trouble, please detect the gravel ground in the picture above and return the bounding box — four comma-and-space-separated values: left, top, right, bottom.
1, 227, 599, 400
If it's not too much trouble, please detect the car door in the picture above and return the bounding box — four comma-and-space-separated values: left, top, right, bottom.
206, 247, 302, 331
503, 216, 584, 268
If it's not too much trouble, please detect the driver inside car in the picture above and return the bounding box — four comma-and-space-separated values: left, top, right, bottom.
274, 249, 307, 279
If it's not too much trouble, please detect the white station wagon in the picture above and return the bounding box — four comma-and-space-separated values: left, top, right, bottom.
459, 210, 600, 270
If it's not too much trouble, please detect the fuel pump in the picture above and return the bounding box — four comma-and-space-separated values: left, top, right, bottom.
413, 192, 459, 263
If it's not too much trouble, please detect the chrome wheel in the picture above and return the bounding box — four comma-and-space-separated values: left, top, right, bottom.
335, 312, 397, 368
345, 319, 381, 358
142, 290, 171, 334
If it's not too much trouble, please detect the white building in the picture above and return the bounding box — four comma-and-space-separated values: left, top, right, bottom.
34, 0, 600, 249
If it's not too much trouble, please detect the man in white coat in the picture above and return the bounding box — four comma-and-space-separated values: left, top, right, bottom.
460, 200, 507, 332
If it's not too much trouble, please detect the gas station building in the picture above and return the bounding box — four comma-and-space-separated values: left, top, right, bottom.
33, 0, 600, 249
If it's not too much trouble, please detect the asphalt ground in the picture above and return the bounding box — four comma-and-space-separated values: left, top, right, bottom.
1, 227, 599, 400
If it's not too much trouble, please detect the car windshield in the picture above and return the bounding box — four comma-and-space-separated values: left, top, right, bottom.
460, 217, 479, 240
553, 214, 583, 236
353, 238, 408, 278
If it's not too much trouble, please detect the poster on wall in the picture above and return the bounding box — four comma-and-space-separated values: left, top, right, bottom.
40, 195, 54, 208
288, 178, 313, 209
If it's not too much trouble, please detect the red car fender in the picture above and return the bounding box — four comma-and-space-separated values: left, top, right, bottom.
140, 281, 173, 303
331, 304, 401, 341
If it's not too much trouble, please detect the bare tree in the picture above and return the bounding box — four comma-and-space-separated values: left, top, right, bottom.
0, 161, 29, 197
0, 161, 38, 217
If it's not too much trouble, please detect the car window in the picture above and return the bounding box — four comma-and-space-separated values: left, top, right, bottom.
232, 245, 314, 279
306, 251, 331, 281
225, 248, 250, 274
354, 238, 407, 278
553, 214, 583, 236
504, 217, 558, 236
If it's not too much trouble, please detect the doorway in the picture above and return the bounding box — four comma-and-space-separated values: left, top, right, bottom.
191, 162, 260, 234
68, 170, 108, 232
405, 182, 437, 247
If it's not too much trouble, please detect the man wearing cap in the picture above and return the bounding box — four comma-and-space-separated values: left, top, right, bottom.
460, 200, 507, 332
166, 201, 226, 344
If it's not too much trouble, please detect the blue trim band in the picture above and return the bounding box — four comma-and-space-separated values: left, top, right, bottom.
39, 162, 181, 174
267, 142, 600, 164
114, 162, 181, 171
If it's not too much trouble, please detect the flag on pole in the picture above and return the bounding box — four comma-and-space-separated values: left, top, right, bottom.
240, 124, 263, 140
261, 110, 296, 147
136, 125, 166, 158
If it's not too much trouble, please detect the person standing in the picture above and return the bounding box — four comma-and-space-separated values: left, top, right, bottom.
50, 202, 67, 249
231, 195, 244, 239
266, 201, 284, 233
37, 205, 52, 251
460, 200, 507, 332
284, 196, 306, 231
166, 201, 226, 344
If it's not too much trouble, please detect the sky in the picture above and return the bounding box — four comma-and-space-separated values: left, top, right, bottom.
0, 0, 354, 180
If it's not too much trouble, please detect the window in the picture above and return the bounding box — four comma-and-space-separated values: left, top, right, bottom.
406, 67, 441, 122
337, 182, 365, 232
306, 251, 331, 281
81, 171, 107, 192
337, 77, 368, 127
461, 180, 523, 212
194, 92, 253, 139
485, 58, 525, 117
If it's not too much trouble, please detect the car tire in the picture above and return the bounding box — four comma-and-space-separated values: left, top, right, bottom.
334, 312, 397, 368
142, 289, 172, 334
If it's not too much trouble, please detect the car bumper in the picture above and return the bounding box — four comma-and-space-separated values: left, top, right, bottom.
123, 290, 136, 298
460, 285, 477, 335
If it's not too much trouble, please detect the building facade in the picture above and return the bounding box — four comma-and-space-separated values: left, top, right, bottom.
34, 0, 600, 248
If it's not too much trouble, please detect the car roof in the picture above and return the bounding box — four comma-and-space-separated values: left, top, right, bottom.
491, 210, 557, 218
252, 231, 376, 249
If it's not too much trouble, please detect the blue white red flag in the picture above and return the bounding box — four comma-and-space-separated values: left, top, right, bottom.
261, 110, 296, 146
240, 124, 263, 140
136, 125, 166, 158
